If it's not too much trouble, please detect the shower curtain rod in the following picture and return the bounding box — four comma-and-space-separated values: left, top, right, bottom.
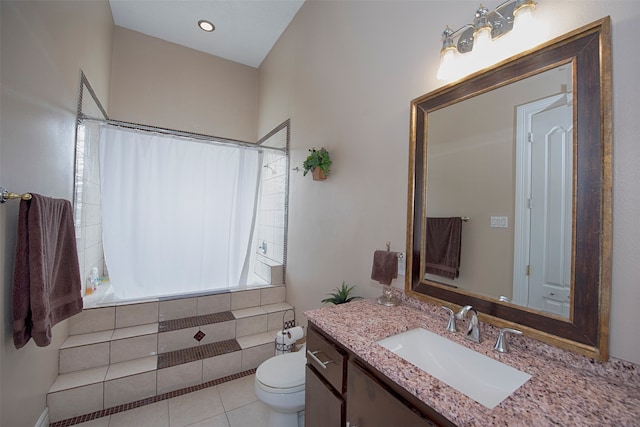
78, 114, 286, 152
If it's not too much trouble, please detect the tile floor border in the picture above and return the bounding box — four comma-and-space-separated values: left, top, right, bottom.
48, 368, 257, 427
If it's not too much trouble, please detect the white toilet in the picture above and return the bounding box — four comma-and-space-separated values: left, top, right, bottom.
255, 346, 307, 427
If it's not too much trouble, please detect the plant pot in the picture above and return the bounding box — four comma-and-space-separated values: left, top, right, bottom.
312, 168, 326, 181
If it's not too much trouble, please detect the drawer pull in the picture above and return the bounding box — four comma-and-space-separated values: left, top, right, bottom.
307, 350, 335, 369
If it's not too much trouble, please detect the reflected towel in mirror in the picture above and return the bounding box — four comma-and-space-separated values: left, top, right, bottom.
425, 217, 462, 280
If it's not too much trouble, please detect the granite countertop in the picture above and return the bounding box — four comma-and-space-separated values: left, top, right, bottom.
304, 293, 640, 426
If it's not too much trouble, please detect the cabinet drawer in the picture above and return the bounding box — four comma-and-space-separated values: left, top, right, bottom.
306, 325, 346, 393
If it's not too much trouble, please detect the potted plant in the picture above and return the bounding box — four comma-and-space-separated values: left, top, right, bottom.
303, 147, 332, 181
321, 282, 362, 305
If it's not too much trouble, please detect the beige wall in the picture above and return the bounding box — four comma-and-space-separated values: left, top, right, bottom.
0, 1, 114, 426
258, 1, 640, 365
109, 27, 259, 142
1, 2, 639, 425
259, 0, 432, 321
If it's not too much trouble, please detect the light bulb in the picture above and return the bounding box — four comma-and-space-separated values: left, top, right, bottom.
473, 26, 492, 55
198, 20, 215, 32
512, 2, 545, 50
471, 26, 495, 71
514, 5, 535, 36
437, 47, 457, 81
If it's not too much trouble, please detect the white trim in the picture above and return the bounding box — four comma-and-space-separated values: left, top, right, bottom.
34, 407, 49, 427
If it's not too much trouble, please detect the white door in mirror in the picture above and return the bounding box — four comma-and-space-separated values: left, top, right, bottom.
529, 101, 573, 316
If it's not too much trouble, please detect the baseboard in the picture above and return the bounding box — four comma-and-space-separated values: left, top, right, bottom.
34, 407, 49, 427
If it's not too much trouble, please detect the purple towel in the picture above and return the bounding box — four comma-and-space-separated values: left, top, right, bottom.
425, 217, 462, 280
13, 194, 83, 349
371, 250, 399, 286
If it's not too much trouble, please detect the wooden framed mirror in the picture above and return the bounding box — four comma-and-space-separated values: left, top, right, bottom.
406, 17, 611, 361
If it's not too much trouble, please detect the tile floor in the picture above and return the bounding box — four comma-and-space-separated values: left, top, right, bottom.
70, 374, 269, 427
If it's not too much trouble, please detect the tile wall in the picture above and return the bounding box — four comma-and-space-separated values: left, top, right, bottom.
74, 120, 106, 296
254, 126, 288, 284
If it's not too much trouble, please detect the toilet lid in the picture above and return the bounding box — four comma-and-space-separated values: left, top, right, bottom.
256, 351, 306, 389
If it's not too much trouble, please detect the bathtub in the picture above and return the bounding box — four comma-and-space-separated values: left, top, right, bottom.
82, 274, 274, 309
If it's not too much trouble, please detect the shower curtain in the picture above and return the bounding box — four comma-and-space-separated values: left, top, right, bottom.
99, 126, 262, 299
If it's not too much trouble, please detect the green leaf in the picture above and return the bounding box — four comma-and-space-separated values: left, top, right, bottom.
321, 282, 362, 305
302, 147, 331, 176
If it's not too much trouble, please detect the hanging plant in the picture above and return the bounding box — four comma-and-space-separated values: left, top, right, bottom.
302, 147, 332, 180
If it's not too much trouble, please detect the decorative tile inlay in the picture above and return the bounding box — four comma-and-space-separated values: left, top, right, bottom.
49, 368, 256, 427
193, 330, 206, 342
158, 311, 235, 333
157, 339, 241, 369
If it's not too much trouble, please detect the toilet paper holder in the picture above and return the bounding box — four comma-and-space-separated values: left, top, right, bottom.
275, 309, 298, 354
282, 308, 296, 330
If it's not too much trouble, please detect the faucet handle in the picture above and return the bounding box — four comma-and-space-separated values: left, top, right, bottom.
441, 306, 457, 332
493, 328, 523, 353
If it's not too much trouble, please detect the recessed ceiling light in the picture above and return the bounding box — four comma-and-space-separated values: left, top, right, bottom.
198, 20, 215, 32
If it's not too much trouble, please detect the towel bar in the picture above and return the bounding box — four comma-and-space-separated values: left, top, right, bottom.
0, 187, 32, 204
378, 243, 402, 307
384, 242, 404, 258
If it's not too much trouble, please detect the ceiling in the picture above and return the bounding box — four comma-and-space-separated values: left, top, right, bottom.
109, 0, 305, 68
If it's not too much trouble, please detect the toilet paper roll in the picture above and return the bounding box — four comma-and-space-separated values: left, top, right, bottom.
283, 326, 304, 341
276, 330, 296, 345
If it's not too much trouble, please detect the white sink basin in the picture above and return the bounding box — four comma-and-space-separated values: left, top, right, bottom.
377, 328, 531, 409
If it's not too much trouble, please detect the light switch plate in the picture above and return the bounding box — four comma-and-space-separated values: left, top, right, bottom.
490, 216, 509, 228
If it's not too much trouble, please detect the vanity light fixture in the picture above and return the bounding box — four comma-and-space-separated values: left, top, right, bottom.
198, 19, 215, 32
437, 0, 538, 82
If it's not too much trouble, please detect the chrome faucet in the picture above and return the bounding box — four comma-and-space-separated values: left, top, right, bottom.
456, 305, 481, 343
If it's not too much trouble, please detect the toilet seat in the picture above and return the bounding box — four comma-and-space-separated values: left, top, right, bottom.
256, 351, 306, 394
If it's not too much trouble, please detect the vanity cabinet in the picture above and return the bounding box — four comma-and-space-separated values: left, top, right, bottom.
305, 364, 343, 427
305, 324, 347, 427
347, 359, 437, 427
306, 322, 454, 427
